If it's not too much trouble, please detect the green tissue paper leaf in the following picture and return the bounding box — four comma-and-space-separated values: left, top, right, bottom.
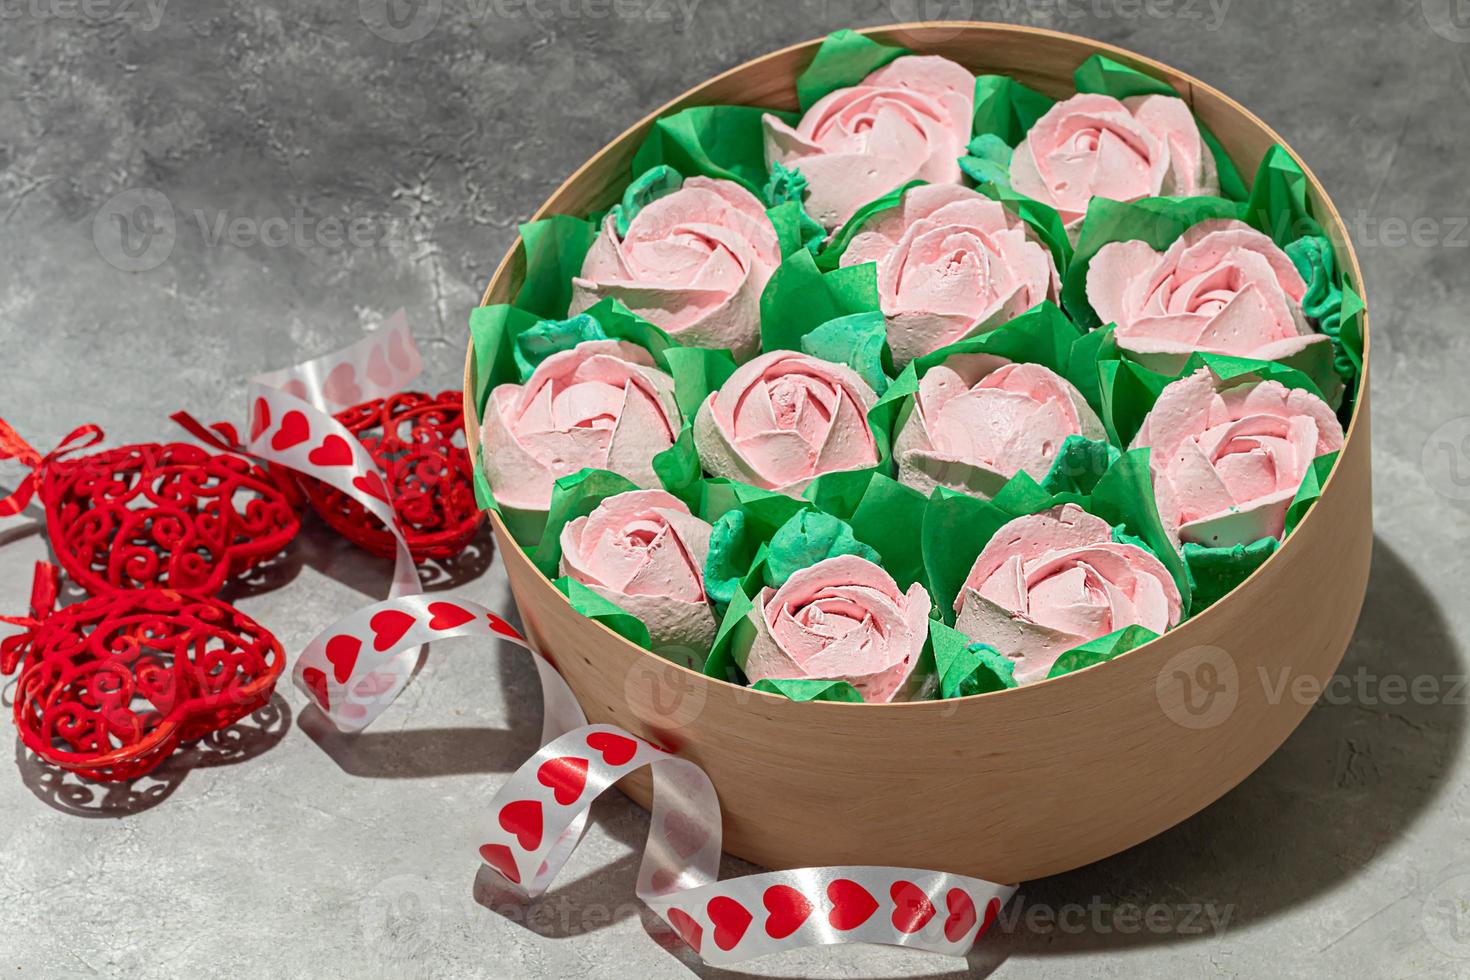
513, 215, 599, 320
1040, 435, 1122, 496
1047, 624, 1160, 679
554, 577, 652, 650
631, 105, 796, 195
971, 74, 1054, 145
1183, 537, 1279, 611
796, 29, 910, 112
752, 678, 866, 703
760, 248, 882, 353
932, 619, 1017, 698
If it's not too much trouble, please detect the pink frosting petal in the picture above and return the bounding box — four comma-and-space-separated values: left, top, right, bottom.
695, 351, 879, 497
839, 184, 1059, 367
479, 340, 679, 511
763, 56, 974, 230
569, 179, 777, 361
744, 555, 932, 703
953, 505, 1183, 683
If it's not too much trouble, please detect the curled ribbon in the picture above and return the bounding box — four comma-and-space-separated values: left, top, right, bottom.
0, 419, 105, 517
242, 316, 1016, 964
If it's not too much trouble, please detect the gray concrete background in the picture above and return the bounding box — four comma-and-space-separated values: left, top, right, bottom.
1, 1, 1467, 977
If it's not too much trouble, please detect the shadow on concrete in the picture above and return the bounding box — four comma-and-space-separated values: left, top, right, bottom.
14, 693, 292, 817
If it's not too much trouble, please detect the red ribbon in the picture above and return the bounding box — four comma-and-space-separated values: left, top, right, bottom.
0, 418, 104, 517
168, 411, 244, 454
0, 561, 60, 675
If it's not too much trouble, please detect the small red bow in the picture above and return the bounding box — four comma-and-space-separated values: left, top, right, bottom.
0, 417, 104, 517
0, 561, 60, 675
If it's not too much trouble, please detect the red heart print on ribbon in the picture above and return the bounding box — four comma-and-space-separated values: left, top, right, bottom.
271, 411, 309, 451
324, 635, 361, 685
707, 896, 753, 952
308, 435, 354, 467
369, 609, 415, 652
666, 908, 702, 955
944, 887, 977, 942
891, 881, 938, 934
250, 398, 271, 440
536, 756, 588, 807
586, 730, 638, 766
498, 799, 543, 851
322, 362, 362, 406
762, 885, 813, 940
827, 879, 879, 931
426, 602, 475, 630
478, 843, 520, 885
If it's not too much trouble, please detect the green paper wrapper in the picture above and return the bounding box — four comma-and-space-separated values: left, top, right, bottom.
1046, 624, 1160, 679
703, 582, 756, 684
794, 29, 910, 112
845, 472, 930, 591
1039, 434, 1122, 497
971, 74, 1054, 145
751, 678, 866, 703
1184, 537, 1279, 611
554, 576, 653, 651
931, 620, 1017, 698
630, 105, 797, 194
513, 215, 599, 320
608, 164, 684, 236
1283, 450, 1340, 537
759, 247, 882, 353
762, 508, 881, 589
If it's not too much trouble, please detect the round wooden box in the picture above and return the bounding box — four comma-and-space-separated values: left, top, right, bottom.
462, 24, 1371, 884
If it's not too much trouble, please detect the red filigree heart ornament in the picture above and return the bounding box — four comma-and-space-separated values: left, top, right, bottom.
0, 418, 300, 597
0, 563, 285, 781
299, 391, 482, 562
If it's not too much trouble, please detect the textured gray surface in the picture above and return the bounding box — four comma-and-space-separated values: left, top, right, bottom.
1, 1, 1467, 977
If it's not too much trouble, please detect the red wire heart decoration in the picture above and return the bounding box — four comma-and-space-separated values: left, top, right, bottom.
300, 391, 482, 562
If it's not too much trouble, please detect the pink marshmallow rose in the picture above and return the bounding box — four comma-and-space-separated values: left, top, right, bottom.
694, 350, 880, 497
1087, 219, 1329, 374
560, 490, 716, 668
569, 177, 781, 361
1130, 368, 1344, 548
894, 356, 1105, 500
955, 503, 1183, 685
763, 55, 975, 230
1011, 93, 1218, 231
742, 554, 934, 703
480, 340, 680, 511
839, 184, 1061, 367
